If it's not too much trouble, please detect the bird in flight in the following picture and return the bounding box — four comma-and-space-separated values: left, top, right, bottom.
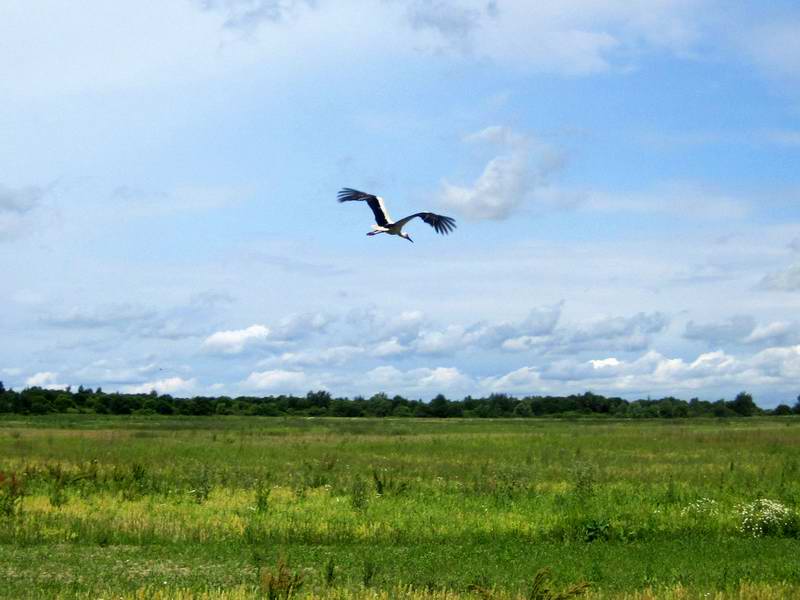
337, 188, 456, 243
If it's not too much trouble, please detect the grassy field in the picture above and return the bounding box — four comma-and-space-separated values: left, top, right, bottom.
1, 416, 799, 599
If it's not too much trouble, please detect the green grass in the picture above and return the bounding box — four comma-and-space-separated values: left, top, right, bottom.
1, 416, 799, 598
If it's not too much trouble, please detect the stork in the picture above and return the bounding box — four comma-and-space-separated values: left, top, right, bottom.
337, 188, 456, 243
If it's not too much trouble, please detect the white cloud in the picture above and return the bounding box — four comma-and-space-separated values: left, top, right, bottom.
760, 264, 800, 291
124, 376, 196, 395
26, 371, 68, 390
554, 312, 669, 353
73, 359, 162, 385
203, 324, 271, 354
439, 126, 571, 220
373, 338, 409, 357
745, 321, 800, 346
684, 315, 756, 345
264, 345, 364, 367
243, 369, 315, 392
273, 312, 333, 340
482, 366, 542, 392
412, 305, 563, 355
417, 366, 471, 390
750, 345, 800, 379
414, 325, 469, 355
481, 344, 800, 397
345, 308, 426, 344
44, 299, 214, 341
362, 365, 472, 394
45, 303, 158, 330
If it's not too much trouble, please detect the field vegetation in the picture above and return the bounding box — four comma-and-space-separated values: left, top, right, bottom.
1, 415, 799, 599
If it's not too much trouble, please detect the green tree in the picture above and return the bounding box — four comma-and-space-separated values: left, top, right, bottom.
429, 394, 450, 418
728, 391, 758, 417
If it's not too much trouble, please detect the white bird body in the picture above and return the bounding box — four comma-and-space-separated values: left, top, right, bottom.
337, 188, 456, 243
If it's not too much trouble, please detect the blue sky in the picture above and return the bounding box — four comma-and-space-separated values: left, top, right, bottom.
2, 1, 800, 406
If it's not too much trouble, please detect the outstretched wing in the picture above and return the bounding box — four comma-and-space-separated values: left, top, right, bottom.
396, 212, 457, 235
337, 188, 391, 227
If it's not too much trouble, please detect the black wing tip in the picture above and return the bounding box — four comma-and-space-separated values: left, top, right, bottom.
432, 214, 457, 235
337, 187, 373, 203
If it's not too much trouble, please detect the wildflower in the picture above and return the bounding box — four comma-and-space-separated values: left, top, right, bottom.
680, 497, 719, 518
738, 498, 794, 537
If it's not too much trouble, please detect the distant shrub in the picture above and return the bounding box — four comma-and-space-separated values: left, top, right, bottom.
571, 462, 596, 499
188, 470, 212, 504
582, 517, 611, 542
739, 499, 796, 537
258, 559, 303, 600
0, 471, 25, 518
350, 477, 369, 511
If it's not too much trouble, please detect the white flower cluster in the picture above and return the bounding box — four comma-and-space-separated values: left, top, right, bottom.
680, 497, 720, 518
739, 498, 794, 537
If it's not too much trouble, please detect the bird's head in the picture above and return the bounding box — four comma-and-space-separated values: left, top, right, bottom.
401, 233, 413, 243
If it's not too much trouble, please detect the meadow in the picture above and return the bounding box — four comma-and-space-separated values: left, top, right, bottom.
1, 415, 799, 599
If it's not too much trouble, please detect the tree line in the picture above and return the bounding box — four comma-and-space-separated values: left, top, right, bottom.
0, 381, 798, 418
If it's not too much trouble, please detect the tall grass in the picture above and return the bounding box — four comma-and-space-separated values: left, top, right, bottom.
0, 416, 799, 598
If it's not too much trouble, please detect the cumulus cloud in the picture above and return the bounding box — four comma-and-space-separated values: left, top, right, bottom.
481, 341, 800, 398
45, 303, 158, 330
124, 376, 196, 395
684, 315, 756, 345
26, 371, 69, 390
362, 365, 472, 394
553, 312, 669, 353
261, 345, 364, 367
681, 316, 800, 349
44, 297, 219, 340
373, 338, 410, 357
439, 126, 573, 220
345, 308, 427, 345
413, 304, 563, 354
74, 360, 162, 385
273, 312, 334, 340
203, 324, 271, 354
744, 321, 800, 346
759, 264, 800, 291
243, 369, 316, 392
750, 345, 800, 379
